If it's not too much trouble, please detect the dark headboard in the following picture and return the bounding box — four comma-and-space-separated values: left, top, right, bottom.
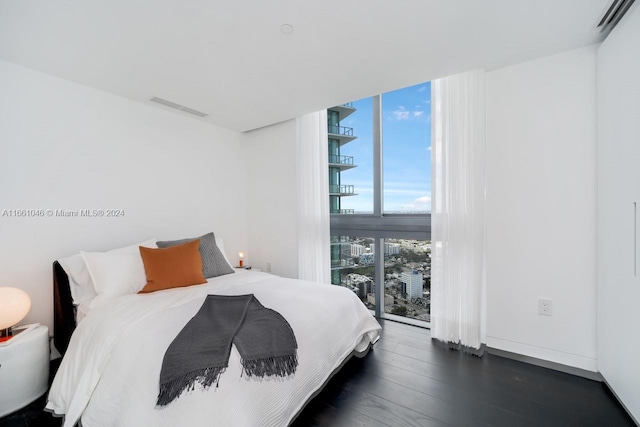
53, 261, 76, 356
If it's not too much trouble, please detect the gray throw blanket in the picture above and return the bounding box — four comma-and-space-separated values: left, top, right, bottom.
157, 294, 298, 406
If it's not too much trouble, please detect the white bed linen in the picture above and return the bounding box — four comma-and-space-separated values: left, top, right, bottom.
46, 271, 381, 427
74, 300, 92, 324
57, 254, 97, 305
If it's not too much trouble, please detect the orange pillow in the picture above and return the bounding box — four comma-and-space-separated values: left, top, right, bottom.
138, 239, 207, 294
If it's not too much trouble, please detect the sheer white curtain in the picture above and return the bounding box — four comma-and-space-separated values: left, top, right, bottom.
431, 70, 486, 351
296, 111, 331, 284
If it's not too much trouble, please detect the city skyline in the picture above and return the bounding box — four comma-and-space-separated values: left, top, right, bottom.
333, 236, 431, 322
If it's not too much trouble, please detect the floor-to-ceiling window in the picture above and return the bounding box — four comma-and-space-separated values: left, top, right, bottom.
328, 83, 431, 326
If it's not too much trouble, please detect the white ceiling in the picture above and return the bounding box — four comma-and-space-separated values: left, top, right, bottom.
0, 0, 610, 132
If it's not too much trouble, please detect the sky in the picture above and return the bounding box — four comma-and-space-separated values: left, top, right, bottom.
338, 82, 431, 213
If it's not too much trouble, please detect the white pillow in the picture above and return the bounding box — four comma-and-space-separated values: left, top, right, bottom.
82, 239, 157, 308
214, 237, 234, 270
57, 254, 97, 305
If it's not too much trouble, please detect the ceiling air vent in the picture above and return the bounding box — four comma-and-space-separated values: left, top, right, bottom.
598, 0, 636, 34
149, 97, 209, 118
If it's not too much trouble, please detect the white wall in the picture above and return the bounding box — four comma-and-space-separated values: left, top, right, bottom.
0, 60, 248, 333
485, 46, 598, 371
597, 3, 640, 421
0, 42, 609, 381
244, 120, 299, 279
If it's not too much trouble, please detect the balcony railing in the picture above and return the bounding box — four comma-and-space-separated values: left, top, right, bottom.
329, 184, 355, 195
328, 125, 354, 136
328, 154, 354, 166
331, 258, 355, 268
330, 209, 355, 215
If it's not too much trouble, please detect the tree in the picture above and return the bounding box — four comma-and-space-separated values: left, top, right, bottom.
390, 305, 407, 316
400, 248, 427, 264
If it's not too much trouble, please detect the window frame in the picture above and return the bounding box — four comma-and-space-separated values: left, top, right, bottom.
329, 94, 431, 323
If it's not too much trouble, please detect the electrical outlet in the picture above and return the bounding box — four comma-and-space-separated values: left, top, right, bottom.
538, 298, 553, 316
266, 262, 272, 273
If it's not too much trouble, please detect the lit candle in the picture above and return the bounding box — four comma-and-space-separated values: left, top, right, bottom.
239, 252, 244, 268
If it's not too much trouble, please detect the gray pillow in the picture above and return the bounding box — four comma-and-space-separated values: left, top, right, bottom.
157, 232, 234, 279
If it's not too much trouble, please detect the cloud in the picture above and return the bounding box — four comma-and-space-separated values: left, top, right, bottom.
390, 106, 426, 121
418, 86, 428, 92
400, 195, 432, 212
393, 110, 410, 120
391, 106, 410, 120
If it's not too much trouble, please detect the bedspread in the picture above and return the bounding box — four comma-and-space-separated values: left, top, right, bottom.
46, 271, 381, 427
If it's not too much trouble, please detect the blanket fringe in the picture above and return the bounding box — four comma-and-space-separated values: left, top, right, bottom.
241, 354, 298, 378
157, 366, 225, 406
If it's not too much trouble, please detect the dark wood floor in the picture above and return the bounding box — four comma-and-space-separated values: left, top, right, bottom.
292, 319, 635, 427
1, 319, 635, 427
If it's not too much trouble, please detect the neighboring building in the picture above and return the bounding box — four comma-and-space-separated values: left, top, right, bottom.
327, 103, 357, 215
350, 244, 368, 257
344, 273, 373, 299
359, 253, 375, 265
401, 269, 424, 299
330, 236, 354, 271
356, 281, 373, 300
367, 293, 394, 306
329, 103, 357, 285
368, 242, 401, 255
386, 243, 401, 255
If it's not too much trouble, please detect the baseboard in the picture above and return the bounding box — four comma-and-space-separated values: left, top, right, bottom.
487, 346, 603, 382
486, 335, 598, 372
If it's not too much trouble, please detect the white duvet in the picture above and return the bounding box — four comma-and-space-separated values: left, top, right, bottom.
46, 271, 381, 427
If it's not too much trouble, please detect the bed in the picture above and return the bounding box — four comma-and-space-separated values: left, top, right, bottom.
47, 240, 381, 427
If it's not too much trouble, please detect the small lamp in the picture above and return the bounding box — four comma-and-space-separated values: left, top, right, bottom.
238, 252, 244, 268
0, 287, 31, 341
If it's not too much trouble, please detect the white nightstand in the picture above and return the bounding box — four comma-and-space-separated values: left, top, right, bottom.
0, 325, 49, 417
